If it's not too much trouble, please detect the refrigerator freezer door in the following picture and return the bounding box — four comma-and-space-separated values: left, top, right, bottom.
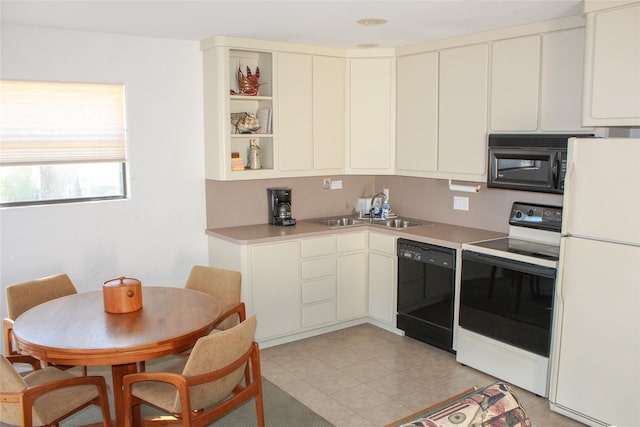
550, 237, 640, 426
563, 137, 640, 245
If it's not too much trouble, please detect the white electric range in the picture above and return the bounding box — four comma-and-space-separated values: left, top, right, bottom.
457, 202, 562, 397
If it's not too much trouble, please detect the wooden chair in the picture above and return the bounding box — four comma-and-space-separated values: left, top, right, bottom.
138, 265, 245, 374
122, 314, 264, 427
3, 274, 79, 372
0, 355, 112, 427
185, 265, 246, 331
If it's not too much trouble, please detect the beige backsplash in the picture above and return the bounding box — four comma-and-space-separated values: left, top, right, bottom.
206, 175, 562, 232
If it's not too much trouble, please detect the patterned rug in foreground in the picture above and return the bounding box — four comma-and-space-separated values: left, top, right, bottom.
388, 382, 531, 427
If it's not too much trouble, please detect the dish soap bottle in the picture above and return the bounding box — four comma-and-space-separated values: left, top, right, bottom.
381, 188, 391, 220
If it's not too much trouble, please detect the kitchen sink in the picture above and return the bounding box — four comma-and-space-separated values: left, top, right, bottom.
311, 216, 428, 229
379, 219, 424, 228
311, 217, 368, 227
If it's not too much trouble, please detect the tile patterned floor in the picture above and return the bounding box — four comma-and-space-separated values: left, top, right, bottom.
261, 323, 586, 426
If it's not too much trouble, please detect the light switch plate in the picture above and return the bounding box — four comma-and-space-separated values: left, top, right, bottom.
330, 180, 342, 190
453, 196, 469, 211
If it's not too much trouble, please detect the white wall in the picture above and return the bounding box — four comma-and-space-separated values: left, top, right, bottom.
0, 25, 207, 330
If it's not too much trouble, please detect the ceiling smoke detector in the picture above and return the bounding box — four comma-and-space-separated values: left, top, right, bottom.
357, 43, 381, 49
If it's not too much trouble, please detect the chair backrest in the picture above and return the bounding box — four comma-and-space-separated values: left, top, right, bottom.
184, 266, 241, 330
172, 314, 257, 412
6, 274, 78, 320
0, 355, 29, 425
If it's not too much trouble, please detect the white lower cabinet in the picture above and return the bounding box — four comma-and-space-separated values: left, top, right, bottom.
336, 233, 367, 320
209, 230, 376, 344
251, 240, 300, 340
300, 236, 337, 328
337, 253, 367, 320
367, 233, 397, 326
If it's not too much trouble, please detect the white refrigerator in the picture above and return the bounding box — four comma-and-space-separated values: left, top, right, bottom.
549, 137, 640, 427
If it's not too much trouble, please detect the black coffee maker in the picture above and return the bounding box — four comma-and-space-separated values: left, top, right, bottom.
267, 187, 296, 226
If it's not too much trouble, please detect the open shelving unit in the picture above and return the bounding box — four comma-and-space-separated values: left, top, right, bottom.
228, 50, 274, 173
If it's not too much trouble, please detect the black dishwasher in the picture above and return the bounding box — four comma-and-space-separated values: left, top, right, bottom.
397, 239, 456, 353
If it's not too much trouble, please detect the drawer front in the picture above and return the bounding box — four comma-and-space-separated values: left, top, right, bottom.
369, 233, 396, 254
301, 277, 336, 304
337, 232, 366, 253
301, 236, 335, 258
302, 301, 336, 327
301, 258, 336, 280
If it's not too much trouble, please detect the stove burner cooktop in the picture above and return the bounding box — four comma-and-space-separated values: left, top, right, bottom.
470, 237, 560, 261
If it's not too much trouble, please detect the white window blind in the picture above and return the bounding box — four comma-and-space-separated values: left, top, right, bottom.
0, 80, 126, 165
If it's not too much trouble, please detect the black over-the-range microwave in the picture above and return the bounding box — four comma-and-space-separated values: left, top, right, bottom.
487, 133, 593, 194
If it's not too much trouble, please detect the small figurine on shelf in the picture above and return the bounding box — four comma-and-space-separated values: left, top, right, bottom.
237, 66, 262, 96
230, 112, 260, 134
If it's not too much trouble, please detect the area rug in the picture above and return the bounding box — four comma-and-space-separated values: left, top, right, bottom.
386, 382, 531, 427
1, 377, 332, 427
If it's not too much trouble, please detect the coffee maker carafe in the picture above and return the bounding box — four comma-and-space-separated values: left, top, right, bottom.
267, 187, 296, 226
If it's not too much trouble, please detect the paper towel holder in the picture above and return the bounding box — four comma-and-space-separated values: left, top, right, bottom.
448, 179, 480, 193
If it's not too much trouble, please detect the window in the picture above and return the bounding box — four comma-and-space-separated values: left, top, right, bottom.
0, 80, 127, 206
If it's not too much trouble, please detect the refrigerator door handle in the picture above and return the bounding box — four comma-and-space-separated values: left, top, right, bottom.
561, 139, 578, 233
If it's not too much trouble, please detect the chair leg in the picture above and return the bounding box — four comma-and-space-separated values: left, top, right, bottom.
95, 390, 113, 427
252, 344, 265, 427
255, 384, 265, 427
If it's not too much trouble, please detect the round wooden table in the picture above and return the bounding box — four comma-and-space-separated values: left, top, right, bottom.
13, 286, 222, 426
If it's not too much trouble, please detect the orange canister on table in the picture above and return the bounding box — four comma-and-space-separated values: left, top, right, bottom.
103, 277, 143, 313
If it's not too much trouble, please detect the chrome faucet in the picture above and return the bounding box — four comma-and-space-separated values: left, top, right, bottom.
369, 192, 386, 222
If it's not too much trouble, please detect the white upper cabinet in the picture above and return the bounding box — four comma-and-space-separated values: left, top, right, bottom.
278, 53, 346, 173
203, 17, 592, 180
396, 52, 439, 174
490, 28, 590, 132
347, 57, 395, 174
490, 36, 541, 131
540, 28, 588, 131
201, 37, 345, 180
582, 2, 640, 126
277, 52, 314, 171
313, 56, 346, 171
438, 44, 488, 178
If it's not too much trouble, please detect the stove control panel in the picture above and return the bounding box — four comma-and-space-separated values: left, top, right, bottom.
509, 202, 562, 232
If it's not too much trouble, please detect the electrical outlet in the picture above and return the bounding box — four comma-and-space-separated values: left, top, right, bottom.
322, 178, 331, 190
453, 196, 469, 211
330, 180, 342, 190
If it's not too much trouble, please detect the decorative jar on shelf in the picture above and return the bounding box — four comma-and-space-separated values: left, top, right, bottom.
248, 139, 261, 170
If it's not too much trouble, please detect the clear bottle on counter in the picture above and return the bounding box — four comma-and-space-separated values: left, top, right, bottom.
381, 198, 390, 219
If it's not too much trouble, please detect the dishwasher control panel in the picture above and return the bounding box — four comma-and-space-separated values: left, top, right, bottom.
398, 244, 422, 260
397, 239, 455, 269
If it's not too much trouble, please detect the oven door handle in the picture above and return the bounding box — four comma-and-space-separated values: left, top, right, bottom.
463, 251, 556, 279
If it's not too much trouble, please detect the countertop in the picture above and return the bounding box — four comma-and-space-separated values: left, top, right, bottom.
206, 217, 506, 249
